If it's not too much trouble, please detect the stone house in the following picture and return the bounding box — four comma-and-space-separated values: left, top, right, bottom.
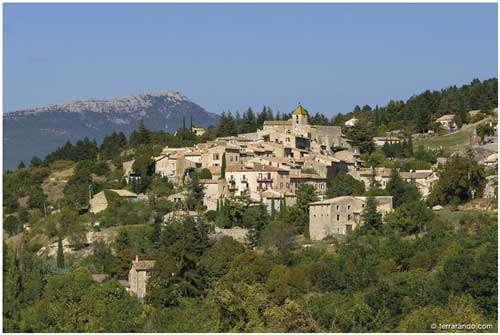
201, 144, 241, 168
436, 114, 457, 132
128, 255, 156, 299
260, 189, 297, 213
225, 163, 293, 200
309, 196, 393, 240
348, 167, 393, 189
399, 170, 439, 198
89, 189, 138, 214
201, 179, 228, 211
479, 153, 498, 166
289, 171, 327, 194
154, 153, 177, 179
192, 127, 206, 136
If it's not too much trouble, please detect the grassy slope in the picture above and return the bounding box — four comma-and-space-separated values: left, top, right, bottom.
414, 127, 472, 150
414, 115, 496, 150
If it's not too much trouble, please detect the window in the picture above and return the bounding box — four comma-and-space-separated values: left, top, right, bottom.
259, 173, 262, 179
362, 204, 365, 208
213, 153, 219, 160
280, 182, 283, 188
336, 214, 340, 221
348, 214, 351, 221
230, 157, 233, 162
348, 205, 351, 210
346, 224, 352, 232
336, 205, 339, 210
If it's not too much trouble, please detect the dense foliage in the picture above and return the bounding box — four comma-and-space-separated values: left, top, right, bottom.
333, 78, 498, 133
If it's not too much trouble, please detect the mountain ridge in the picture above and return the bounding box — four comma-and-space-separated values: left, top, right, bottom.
3, 91, 219, 169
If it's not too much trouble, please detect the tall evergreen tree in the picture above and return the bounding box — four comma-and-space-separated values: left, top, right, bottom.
361, 196, 383, 232
220, 153, 226, 179
57, 238, 64, 268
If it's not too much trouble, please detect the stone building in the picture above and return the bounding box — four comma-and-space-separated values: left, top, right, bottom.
89, 189, 138, 214
435, 114, 457, 132
225, 163, 294, 200
261, 103, 348, 154
128, 255, 156, 299
309, 196, 393, 240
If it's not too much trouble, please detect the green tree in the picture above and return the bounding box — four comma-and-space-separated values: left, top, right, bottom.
4, 215, 22, 237
185, 172, 204, 211
199, 168, 212, 179
429, 153, 486, 205
30, 156, 43, 168
344, 122, 376, 154
361, 196, 383, 232
476, 123, 495, 141
57, 238, 64, 268
327, 172, 365, 198
385, 200, 433, 234
385, 169, 421, 208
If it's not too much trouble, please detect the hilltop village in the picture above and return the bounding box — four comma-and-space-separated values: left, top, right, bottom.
4, 80, 498, 332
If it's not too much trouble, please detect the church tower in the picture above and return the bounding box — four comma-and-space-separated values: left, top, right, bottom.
292, 102, 308, 128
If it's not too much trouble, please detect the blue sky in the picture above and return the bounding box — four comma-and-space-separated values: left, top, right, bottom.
3, 3, 498, 117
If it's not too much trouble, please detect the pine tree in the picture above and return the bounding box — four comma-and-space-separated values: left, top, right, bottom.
57, 238, 64, 268
152, 215, 162, 244
17, 161, 26, 170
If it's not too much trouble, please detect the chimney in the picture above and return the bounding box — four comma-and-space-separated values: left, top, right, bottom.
135, 255, 139, 262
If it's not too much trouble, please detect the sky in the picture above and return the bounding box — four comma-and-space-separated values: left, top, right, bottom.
3, 3, 498, 117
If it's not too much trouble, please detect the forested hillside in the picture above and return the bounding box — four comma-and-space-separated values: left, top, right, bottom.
333, 78, 498, 133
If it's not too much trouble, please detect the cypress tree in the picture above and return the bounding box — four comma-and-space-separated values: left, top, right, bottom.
362, 196, 383, 232
271, 198, 276, 218
280, 198, 285, 216
220, 153, 226, 179
57, 238, 64, 268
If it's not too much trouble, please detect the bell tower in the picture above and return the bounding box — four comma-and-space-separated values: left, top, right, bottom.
292, 102, 308, 127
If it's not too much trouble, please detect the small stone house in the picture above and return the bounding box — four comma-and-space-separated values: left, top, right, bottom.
309, 196, 393, 240
89, 189, 138, 214
436, 114, 457, 132
128, 255, 156, 299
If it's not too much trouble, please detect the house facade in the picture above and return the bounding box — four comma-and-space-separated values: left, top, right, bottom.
309, 196, 393, 240
128, 255, 156, 299
436, 114, 457, 132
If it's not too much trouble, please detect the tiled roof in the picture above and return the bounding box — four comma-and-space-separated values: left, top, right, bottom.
109, 189, 138, 197
310, 195, 393, 206
263, 120, 292, 126
291, 103, 308, 115
436, 114, 456, 121
133, 260, 156, 271
200, 179, 219, 184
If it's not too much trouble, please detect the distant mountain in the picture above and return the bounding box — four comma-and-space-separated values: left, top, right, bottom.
3, 91, 219, 169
